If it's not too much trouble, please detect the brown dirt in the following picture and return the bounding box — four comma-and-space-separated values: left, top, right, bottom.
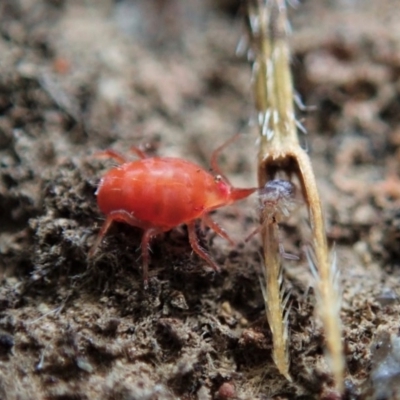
1, 1, 400, 399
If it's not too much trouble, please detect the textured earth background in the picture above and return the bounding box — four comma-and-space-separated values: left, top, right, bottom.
1, 0, 400, 399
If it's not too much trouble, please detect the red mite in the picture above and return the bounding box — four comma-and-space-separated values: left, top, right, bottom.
89, 135, 256, 287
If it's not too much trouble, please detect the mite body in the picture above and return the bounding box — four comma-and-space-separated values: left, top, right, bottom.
89, 136, 256, 286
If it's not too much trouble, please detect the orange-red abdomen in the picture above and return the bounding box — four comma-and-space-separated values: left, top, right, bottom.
90, 136, 257, 288
96, 157, 230, 230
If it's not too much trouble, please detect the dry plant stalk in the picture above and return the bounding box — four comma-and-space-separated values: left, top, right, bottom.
245, 0, 344, 389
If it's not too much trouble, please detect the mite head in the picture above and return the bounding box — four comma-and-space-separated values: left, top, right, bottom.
206, 174, 256, 210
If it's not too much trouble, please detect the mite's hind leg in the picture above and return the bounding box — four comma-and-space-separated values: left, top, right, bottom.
88, 216, 114, 258
140, 227, 163, 288
89, 210, 163, 288
88, 210, 147, 258
202, 214, 235, 246
94, 149, 128, 164
187, 221, 220, 272
95, 146, 147, 163
130, 146, 147, 159
244, 226, 261, 243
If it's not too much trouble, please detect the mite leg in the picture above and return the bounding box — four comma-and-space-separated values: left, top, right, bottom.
88, 215, 114, 258
244, 226, 261, 243
94, 149, 128, 164
130, 146, 147, 159
89, 210, 163, 288
108, 210, 148, 230
89, 211, 146, 258
187, 221, 220, 272
95, 146, 147, 163
141, 227, 162, 288
202, 214, 235, 246
210, 133, 241, 183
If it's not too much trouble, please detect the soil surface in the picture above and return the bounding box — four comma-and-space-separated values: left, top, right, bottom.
1, 1, 400, 399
